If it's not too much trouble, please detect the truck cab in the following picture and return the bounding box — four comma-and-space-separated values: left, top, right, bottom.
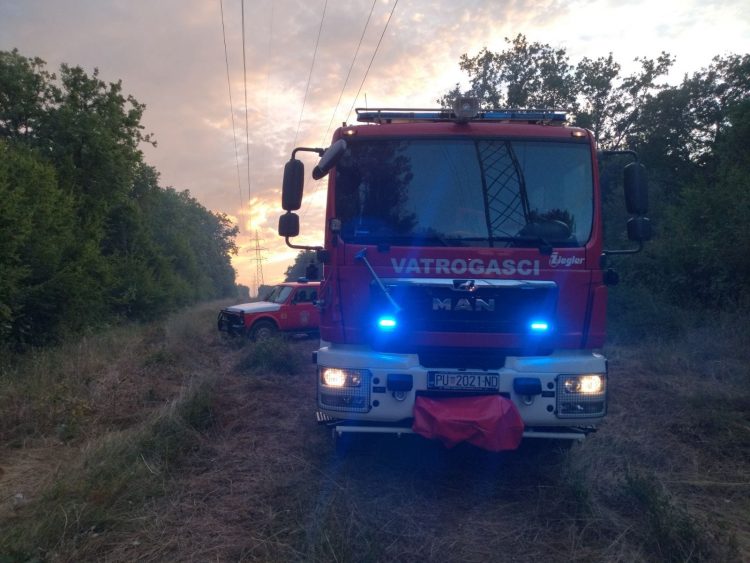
278, 100, 649, 450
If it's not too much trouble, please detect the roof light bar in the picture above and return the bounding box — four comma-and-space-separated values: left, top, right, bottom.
355, 107, 567, 124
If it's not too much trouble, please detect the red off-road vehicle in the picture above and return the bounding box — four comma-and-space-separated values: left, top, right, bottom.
217, 281, 320, 340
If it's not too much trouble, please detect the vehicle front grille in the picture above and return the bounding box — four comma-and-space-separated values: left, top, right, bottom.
367, 279, 558, 335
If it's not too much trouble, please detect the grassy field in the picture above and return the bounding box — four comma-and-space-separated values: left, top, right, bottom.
0, 305, 748, 562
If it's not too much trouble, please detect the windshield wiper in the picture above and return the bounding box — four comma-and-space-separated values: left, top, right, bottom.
354, 248, 401, 313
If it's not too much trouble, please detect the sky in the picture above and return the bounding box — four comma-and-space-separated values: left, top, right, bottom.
1, 0, 748, 291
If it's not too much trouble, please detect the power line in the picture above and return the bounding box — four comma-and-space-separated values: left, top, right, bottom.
218, 0, 244, 230
293, 0, 328, 148
320, 0, 377, 145
241, 0, 252, 202
302, 1, 377, 221
264, 0, 275, 116
302, 0, 396, 222
345, 0, 400, 123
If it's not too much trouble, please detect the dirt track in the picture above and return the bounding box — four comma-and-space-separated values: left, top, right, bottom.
99, 338, 611, 563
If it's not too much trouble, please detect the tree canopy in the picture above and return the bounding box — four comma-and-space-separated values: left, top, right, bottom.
0, 49, 239, 347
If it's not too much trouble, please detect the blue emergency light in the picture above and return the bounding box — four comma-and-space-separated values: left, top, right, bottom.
529, 321, 550, 333
377, 316, 398, 331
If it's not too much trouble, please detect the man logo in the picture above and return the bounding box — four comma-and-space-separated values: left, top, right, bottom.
433, 298, 495, 311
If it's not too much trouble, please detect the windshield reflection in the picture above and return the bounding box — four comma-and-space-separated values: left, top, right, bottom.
334, 139, 593, 248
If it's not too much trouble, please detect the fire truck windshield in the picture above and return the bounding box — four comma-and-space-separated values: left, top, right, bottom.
334, 139, 593, 247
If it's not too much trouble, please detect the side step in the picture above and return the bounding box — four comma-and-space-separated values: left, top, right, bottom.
315, 411, 338, 424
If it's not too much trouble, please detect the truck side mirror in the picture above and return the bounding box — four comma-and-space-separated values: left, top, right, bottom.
282, 158, 304, 211
627, 216, 652, 242
312, 139, 347, 180
278, 212, 300, 237
624, 162, 648, 215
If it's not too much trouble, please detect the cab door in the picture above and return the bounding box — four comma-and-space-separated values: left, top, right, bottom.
289, 286, 320, 330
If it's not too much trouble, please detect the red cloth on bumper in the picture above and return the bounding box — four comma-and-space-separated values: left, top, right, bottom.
412, 395, 524, 452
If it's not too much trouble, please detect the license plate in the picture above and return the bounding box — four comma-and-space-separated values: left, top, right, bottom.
427, 372, 499, 391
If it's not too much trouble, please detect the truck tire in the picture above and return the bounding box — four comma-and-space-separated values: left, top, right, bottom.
251, 320, 277, 341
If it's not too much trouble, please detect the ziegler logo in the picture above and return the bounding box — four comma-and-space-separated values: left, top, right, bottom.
549, 252, 584, 268
433, 298, 495, 312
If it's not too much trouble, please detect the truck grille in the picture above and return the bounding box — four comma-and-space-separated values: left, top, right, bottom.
368, 279, 557, 335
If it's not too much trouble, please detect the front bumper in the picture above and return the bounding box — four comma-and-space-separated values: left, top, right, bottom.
217, 311, 245, 335
316, 343, 607, 438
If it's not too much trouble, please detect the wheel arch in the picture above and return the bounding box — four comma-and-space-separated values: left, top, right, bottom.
248, 315, 280, 332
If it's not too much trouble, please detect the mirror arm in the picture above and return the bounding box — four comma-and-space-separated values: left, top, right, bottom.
284, 237, 323, 252
292, 147, 325, 159
599, 149, 639, 163
602, 240, 644, 256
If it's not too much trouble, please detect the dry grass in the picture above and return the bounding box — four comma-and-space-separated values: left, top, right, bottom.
1, 307, 748, 562
0, 301, 228, 560
105, 318, 748, 562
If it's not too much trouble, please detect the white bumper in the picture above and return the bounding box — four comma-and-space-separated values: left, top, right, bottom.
316, 343, 607, 434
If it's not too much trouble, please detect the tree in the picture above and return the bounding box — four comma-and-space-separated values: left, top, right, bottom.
573, 53, 622, 145
439, 35, 576, 109
0, 50, 240, 346
0, 49, 57, 140
440, 37, 674, 152
0, 140, 78, 342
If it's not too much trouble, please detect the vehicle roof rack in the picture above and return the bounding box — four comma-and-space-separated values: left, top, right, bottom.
355, 107, 567, 125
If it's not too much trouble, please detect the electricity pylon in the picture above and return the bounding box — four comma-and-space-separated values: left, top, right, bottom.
249, 230, 267, 297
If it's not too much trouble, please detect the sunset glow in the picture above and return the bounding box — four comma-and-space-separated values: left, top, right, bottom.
2, 0, 747, 291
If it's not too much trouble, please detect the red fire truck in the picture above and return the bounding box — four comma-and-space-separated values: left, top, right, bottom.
278, 99, 649, 451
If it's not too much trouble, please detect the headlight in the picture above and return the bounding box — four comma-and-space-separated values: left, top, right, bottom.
319, 367, 371, 413
320, 367, 364, 387
563, 374, 603, 394
557, 374, 606, 418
